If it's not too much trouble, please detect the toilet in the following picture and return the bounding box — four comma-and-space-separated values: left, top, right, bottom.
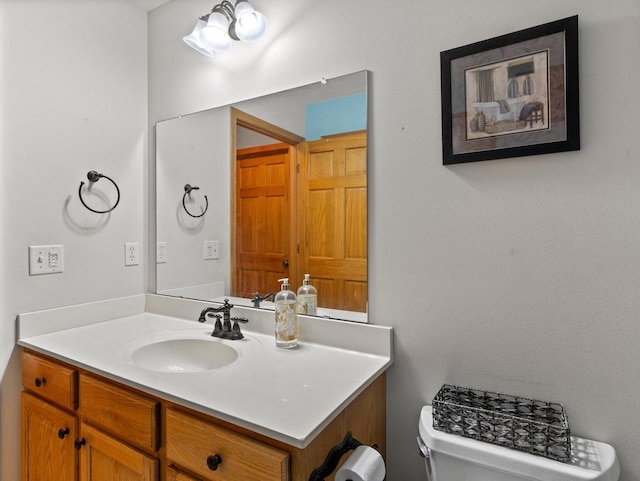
418, 405, 620, 481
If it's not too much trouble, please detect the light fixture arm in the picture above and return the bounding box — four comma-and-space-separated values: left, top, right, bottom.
212, 1, 235, 21
213, 1, 243, 41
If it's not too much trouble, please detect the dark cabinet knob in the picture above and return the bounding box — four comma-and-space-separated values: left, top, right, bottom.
207, 454, 222, 471
34, 377, 46, 387
74, 438, 86, 449
58, 428, 70, 439
283, 259, 289, 267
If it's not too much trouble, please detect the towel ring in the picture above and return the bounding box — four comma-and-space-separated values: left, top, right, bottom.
183, 184, 208, 218
78, 170, 121, 214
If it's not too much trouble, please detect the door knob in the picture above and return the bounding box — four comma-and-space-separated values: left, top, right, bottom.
283, 259, 289, 267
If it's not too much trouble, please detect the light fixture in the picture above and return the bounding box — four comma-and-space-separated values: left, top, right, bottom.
183, 0, 267, 57
230, 0, 268, 42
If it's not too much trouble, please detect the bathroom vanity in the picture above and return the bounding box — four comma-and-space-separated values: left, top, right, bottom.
18, 294, 392, 481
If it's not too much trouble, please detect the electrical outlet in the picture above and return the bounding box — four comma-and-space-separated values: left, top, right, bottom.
29, 245, 64, 275
157, 242, 167, 264
125, 242, 139, 266
204, 240, 220, 260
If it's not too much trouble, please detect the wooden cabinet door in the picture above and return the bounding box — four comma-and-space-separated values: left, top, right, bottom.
78, 423, 158, 481
233, 143, 295, 297
21, 391, 78, 481
78, 373, 159, 454
300, 131, 367, 312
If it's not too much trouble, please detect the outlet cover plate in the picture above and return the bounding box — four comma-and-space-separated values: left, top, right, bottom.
157, 242, 167, 264
125, 242, 139, 266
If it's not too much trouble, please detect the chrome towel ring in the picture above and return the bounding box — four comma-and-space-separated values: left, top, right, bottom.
78, 170, 121, 214
183, 184, 208, 218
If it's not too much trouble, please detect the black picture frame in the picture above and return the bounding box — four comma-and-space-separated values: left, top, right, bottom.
441, 16, 579, 165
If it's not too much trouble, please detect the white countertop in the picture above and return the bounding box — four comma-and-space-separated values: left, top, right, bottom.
17, 295, 392, 448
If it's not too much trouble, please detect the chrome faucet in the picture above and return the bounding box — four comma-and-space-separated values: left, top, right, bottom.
198, 299, 248, 340
252, 291, 275, 308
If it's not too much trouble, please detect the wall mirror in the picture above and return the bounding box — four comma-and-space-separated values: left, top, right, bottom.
155, 70, 368, 322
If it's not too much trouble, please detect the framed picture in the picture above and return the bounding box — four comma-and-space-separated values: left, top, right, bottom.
441, 16, 579, 165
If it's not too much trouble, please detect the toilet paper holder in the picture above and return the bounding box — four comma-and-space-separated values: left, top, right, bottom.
308, 431, 379, 481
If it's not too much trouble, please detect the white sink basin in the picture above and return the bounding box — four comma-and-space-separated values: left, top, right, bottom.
128, 338, 239, 373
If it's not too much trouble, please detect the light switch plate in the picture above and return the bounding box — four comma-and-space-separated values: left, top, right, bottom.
29, 245, 64, 275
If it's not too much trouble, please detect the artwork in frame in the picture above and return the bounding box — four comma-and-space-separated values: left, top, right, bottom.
441, 16, 579, 165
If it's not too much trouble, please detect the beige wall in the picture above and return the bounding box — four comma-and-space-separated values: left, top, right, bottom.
149, 1, 640, 479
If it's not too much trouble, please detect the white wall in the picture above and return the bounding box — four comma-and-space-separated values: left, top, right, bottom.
149, 1, 640, 480
0, 1, 148, 479
156, 108, 231, 295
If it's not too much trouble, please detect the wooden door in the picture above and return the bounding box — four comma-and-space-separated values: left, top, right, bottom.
299, 131, 367, 312
233, 143, 296, 298
78, 423, 158, 481
21, 392, 79, 481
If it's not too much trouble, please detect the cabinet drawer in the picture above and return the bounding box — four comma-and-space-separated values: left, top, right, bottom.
167, 466, 202, 481
166, 408, 289, 481
79, 374, 160, 453
21, 351, 77, 410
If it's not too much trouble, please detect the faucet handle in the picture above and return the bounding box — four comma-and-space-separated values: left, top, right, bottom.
228, 317, 248, 340
212, 316, 224, 337
252, 292, 261, 308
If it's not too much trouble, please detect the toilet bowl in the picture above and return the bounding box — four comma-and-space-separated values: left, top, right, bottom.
418, 405, 620, 481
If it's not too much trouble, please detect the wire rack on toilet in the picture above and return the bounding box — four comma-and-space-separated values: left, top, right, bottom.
432, 384, 571, 463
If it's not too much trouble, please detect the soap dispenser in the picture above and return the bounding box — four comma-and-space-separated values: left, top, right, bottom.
296, 274, 317, 316
274, 278, 298, 348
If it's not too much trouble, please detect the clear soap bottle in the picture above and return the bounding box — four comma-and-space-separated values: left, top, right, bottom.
275, 278, 298, 348
296, 274, 317, 316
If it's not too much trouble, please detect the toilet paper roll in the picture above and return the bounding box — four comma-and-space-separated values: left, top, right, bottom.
335, 445, 386, 481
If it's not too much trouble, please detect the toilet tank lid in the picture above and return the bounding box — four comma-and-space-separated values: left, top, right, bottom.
419, 406, 620, 481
